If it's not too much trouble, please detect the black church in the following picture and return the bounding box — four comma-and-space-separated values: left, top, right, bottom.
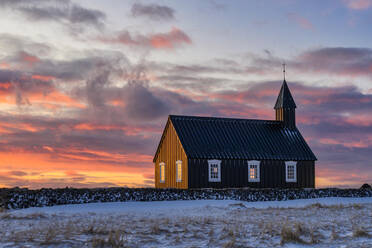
154, 79, 317, 189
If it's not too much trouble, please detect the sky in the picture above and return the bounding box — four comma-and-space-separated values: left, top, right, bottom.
0, 0, 372, 189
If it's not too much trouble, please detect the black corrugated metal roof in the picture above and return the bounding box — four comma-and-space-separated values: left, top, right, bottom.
274, 80, 297, 109
169, 115, 316, 161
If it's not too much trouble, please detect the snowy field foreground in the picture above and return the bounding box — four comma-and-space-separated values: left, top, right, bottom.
0, 198, 371, 247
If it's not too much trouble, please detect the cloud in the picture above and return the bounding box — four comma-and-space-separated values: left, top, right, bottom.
100, 27, 192, 49
236, 47, 372, 78
343, 0, 372, 9
8, 171, 28, 177
287, 13, 314, 30
0, 0, 106, 30
296, 47, 372, 76
0, 68, 55, 106
131, 3, 175, 21
18, 51, 40, 64
1, 33, 372, 188
208, 0, 228, 11
121, 82, 170, 121
0, 34, 52, 58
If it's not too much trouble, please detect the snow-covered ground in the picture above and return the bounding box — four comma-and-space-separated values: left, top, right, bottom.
1, 197, 372, 247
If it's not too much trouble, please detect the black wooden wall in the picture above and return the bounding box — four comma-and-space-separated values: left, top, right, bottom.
188, 159, 315, 188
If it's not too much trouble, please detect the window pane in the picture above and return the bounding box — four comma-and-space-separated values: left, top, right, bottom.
160, 164, 165, 182
287, 165, 294, 179
177, 163, 182, 181
250, 167, 255, 179
210, 164, 218, 179
249, 164, 258, 179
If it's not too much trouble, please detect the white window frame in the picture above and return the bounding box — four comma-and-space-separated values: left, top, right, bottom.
159, 162, 165, 183
248, 160, 260, 182
176, 160, 182, 182
285, 161, 297, 182
208, 160, 221, 182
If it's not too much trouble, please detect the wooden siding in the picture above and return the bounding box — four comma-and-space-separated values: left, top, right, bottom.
154, 119, 188, 189
188, 159, 314, 188
276, 108, 296, 129
276, 108, 283, 121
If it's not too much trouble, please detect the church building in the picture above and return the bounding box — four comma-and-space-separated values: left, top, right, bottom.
153, 78, 317, 189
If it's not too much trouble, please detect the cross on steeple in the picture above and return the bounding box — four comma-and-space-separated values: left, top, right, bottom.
282, 63, 286, 81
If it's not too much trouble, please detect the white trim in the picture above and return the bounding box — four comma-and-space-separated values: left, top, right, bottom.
208, 160, 221, 182
285, 161, 297, 182
176, 160, 182, 182
248, 160, 260, 182
159, 162, 165, 183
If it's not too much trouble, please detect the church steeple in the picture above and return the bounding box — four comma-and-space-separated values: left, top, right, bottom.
274, 66, 297, 129
274, 80, 297, 110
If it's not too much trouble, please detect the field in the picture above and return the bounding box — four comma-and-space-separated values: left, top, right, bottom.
0, 197, 371, 247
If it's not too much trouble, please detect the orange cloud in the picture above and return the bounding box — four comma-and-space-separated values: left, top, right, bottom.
316, 166, 370, 188
31, 74, 55, 82
0, 122, 40, 133
0, 82, 12, 90
0, 150, 153, 189
26, 89, 86, 109
0, 62, 11, 69
74, 123, 160, 136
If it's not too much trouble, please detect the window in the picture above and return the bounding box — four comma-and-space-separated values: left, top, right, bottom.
285, 161, 297, 182
176, 160, 182, 182
248, 160, 260, 182
159, 162, 165, 183
208, 160, 221, 182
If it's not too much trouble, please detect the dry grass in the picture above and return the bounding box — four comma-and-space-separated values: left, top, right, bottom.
280, 223, 306, 245
150, 223, 161, 235
279, 221, 323, 245
0, 212, 46, 220
222, 238, 236, 248
351, 203, 363, 209
91, 231, 128, 248
41, 226, 58, 245
330, 227, 339, 240
0, 202, 371, 247
307, 203, 346, 209
352, 226, 370, 238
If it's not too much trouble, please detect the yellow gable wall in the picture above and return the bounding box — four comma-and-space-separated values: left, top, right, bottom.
154, 119, 188, 189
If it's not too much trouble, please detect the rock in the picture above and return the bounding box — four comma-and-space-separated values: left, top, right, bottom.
361, 183, 371, 189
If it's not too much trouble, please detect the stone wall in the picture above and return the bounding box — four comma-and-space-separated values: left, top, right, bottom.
0, 187, 371, 209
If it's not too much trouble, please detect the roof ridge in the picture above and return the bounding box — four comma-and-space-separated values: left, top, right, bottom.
169, 115, 280, 123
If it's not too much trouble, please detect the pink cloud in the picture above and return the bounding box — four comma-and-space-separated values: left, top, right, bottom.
343, 0, 372, 9
319, 138, 370, 148
100, 27, 191, 50
150, 28, 191, 49
19, 51, 40, 65
287, 13, 314, 30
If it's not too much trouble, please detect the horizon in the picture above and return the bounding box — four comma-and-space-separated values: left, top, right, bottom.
0, 0, 372, 189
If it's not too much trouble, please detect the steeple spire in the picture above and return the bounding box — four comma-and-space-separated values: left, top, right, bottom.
274, 80, 296, 109
274, 66, 297, 129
